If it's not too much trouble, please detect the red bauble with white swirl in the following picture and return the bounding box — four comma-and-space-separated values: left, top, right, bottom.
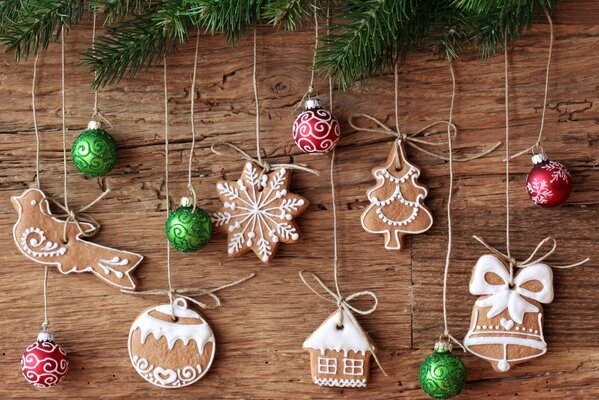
292, 99, 340, 155
526, 152, 572, 208
21, 332, 68, 388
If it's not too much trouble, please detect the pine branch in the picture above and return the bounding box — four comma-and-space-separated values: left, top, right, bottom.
264, 0, 316, 31
186, 0, 264, 42
83, 1, 194, 89
0, 0, 84, 62
92, 0, 158, 24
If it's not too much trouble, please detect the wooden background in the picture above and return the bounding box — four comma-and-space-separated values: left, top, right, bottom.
1, 2, 598, 398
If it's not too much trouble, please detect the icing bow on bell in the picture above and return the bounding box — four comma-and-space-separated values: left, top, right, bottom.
470, 255, 554, 324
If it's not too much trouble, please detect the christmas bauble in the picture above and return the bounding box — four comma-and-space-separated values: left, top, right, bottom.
419, 341, 466, 399
165, 197, 213, 252
292, 99, 340, 155
526, 152, 572, 208
21, 331, 68, 388
128, 297, 215, 388
71, 121, 118, 176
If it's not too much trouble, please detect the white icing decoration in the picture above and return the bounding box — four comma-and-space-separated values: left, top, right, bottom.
500, 318, 514, 330
469, 254, 554, 324
213, 162, 306, 262
464, 309, 547, 372
303, 309, 373, 356
360, 139, 433, 250
312, 376, 366, 388
128, 299, 215, 389
130, 301, 214, 354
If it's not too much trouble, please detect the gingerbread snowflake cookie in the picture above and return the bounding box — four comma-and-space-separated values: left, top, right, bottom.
361, 139, 433, 250
213, 162, 309, 263
464, 254, 554, 372
128, 298, 215, 388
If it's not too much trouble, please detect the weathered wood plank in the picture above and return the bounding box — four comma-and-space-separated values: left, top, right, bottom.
0, 1, 597, 398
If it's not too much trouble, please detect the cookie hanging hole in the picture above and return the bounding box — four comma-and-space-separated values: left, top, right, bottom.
336, 324, 344, 330
508, 282, 515, 289
170, 315, 179, 322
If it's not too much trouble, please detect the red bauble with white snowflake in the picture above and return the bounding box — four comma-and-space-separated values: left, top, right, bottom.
292, 99, 340, 155
526, 152, 572, 208
21, 332, 68, 388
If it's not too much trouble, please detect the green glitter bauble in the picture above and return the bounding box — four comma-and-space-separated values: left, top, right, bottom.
419, 349, 466, 399
71, 126, 118, 176
165, 205, 213, 252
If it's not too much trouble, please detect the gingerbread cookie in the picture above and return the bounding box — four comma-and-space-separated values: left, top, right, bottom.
128, 298, 215, 388
213, 162, 309, 263
361, 139, 433, 250
11, 188, 142, 290
464, 254, 554, 372
303, 309, 375, 388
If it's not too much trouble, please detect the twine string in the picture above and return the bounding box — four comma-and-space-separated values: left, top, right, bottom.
121, 273, 256, 310
473, 235, 590, 271
349, 62, 500, 162
508, 6, 553, 160
42, 266, 49, 332
504, 28, 513, 281
210, 142, 319, 176
293, 1, 320, 111
252, 26, 262, 165
187, 32, 201, 211
32, 54, 41, 189
439, 53, 466, 352
90, 11, 112, 127
61, 26, 68, 211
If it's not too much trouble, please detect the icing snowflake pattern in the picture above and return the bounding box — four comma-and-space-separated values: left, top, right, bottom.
541, 161, 571, 183
527, 179, 553, 205
213, 162, 309, 263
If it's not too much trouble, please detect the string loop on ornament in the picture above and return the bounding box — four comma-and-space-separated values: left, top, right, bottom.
121, 273, 256, 312
473, 235, 590, 271
348, 113, 500, 162
210, 142, 320, 176
43, 188, 111, 243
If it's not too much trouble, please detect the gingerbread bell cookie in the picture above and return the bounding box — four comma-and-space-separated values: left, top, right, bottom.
128, 298, 215, 388
11, 188, 142, 290
464, 254, 554, 372
361, 139, 433, 250
213, 161, 309, 263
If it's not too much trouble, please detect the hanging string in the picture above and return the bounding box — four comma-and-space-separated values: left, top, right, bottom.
508, 6, 553, 159
473, 24, 589, 281
293, 0, 320, 111
439, 53, 466, 352
252, 26, 262, 165
348, 63, 501, 162
31, 53, 50, 332
158, 58, 255, 316
187, 33, 201, 210
61, 26, 69, 212
90, 11, 112, 127
32, 54, 41, 189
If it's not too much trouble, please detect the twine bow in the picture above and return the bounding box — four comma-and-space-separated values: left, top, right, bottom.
211, 142, 320, 176
473, 235, 590, 274
45, 188, 111, 243
122, 273, 256, 318
349, 113, 501, 162
299, 270, 388, 376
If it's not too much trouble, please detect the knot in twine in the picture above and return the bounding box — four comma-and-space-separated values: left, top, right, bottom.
473, 235, 590, 282
122, 273, 256, 319
348, 113, 501, 162
46, 188, 111, 243
211, 142, 320, 176
91, 107, 113, 128
299, 270, 388, 376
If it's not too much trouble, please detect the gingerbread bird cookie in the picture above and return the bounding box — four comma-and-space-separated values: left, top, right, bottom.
11, 188, 142, 290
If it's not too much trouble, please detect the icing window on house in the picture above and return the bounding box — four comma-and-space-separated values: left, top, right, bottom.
343, 358, 364, 375
317, 357, 337, 374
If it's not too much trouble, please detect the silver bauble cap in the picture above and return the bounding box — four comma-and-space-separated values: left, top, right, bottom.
87, 120, 102, 130
180, 196, 193, 207
531, 152, 548, 165
304, 99, 321, 110
37, 331, 54, 342
434, 340, 452, 352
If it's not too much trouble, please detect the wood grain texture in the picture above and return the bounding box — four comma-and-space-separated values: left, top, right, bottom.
0, 1, 598, 398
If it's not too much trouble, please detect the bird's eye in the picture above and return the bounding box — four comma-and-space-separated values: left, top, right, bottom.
30, 200, 37, 206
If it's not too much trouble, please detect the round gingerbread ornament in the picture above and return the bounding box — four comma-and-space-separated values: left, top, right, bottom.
128, 298, 215, 388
